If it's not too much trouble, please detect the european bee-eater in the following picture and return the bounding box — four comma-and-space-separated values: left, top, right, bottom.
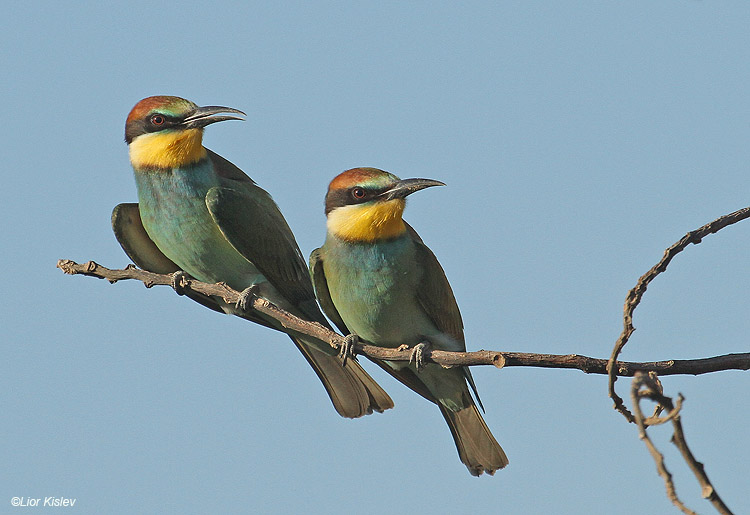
310, 167, 508, 475
112, 96, 392, 418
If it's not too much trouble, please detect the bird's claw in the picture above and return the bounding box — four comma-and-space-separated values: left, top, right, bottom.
235, 284, 260, 312
171, 271, 190, 296
339, 334, 359, 367
410, 341, 431, 371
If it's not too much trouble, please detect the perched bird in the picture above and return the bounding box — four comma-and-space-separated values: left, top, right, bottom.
112, 96, 392, 418
310, 167, 508, 475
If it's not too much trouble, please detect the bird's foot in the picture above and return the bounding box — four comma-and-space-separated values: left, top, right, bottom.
339, 334, 360, 367
171, 271, 191, 296
409, 341, 432, 371
235, 284, 260, 312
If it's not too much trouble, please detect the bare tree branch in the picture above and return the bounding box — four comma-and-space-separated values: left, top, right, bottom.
631, 372, 733, 515
58, 206, 750, 514
607, 206, 750, 422
56, 259, 750, 376
55, 205, 750, 515
602, 207, 750, 514
631, 373, 694, 515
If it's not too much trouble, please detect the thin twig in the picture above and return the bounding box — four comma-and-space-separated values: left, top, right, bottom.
631, 372, 733, 515
57, 259, 750, 376
631, 372, 696, 515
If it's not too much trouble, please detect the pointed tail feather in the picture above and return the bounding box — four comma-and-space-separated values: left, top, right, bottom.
440, 403, 509, 476
291, 336, 394, 418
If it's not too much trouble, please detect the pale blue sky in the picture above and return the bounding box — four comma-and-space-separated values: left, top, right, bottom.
3, 2, 749, 513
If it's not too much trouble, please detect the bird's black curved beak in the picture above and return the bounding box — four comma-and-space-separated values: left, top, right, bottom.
182, 105, 246, 129
380, 178, 446, 201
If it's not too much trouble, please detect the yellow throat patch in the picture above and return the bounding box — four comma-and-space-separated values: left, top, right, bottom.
129, 128, 207, 169
327, 199, 407, 242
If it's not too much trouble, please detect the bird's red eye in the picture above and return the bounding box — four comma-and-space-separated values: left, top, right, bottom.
150, 114, 166, 126
352, 187, 366, 199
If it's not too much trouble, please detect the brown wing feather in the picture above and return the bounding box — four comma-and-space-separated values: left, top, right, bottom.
406, 222, 486, 410
111, 203, 224, 314
405, 222, 465, 347
309, 248, 351, 334
206, 150, 323, 323
112, 203, 180, 274
207, 149, 256, 183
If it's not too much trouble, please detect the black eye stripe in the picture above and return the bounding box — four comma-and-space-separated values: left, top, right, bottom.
125, 112, 179, 143
325, 186, 392, 214
144, 113, 179, 133
347, 186, 392, 204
